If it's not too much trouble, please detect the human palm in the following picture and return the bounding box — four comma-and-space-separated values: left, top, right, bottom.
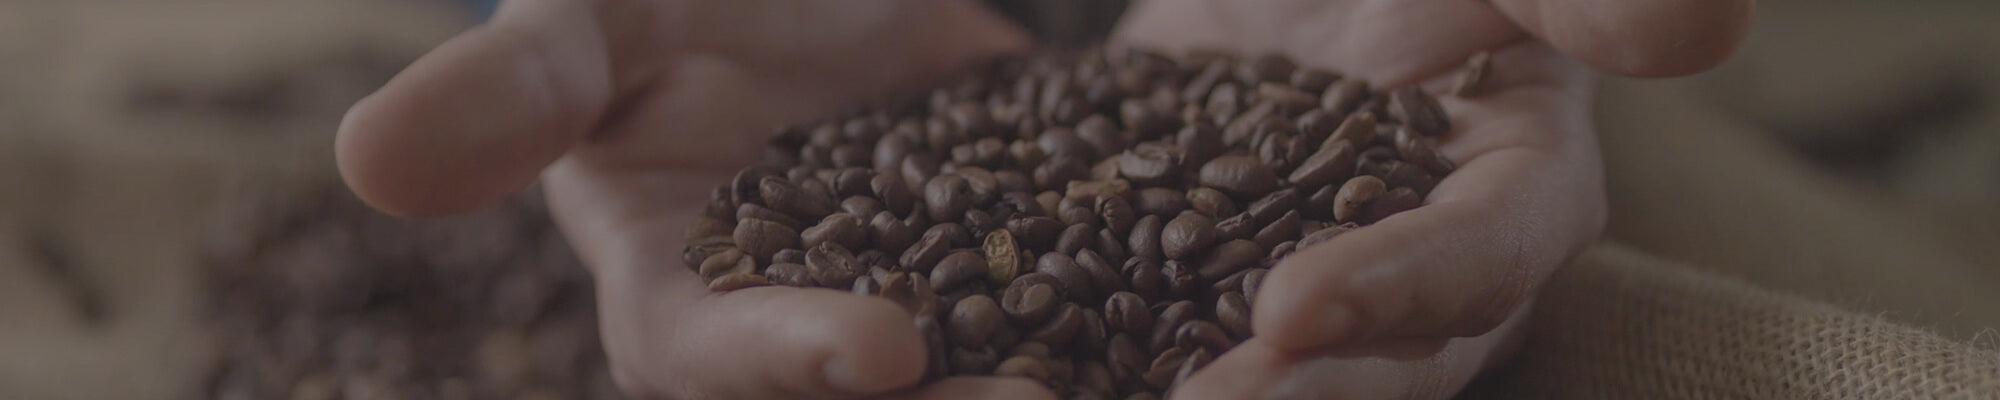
335, 0, 1748, 398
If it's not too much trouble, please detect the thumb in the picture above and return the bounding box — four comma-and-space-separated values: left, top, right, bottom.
1492, 0, 1754, 77
336, 0, 612, 216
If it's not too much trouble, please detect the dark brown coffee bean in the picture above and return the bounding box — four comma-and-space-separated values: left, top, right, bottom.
1092, 196, 1138, 242
1241, 269, 1269, 306
1205, 81, 1244, 126
1395, 126, 1455, 176
1127, 215, 1164, 260
871, 174, 915, 217
875, 130, 915, 172
840, 196, 886, 219
764, 263, 814, 287
1106, 333, 1147, 376
1027, 303, 1084, 348
737, 203, 804, 231
1104, 292, 1153, 336
1324, 111, 1377, 153
900, 153, 941, 194
1009, 139, 1049, 170
1094, 229, 1129, 262
852, 275, 880, 295
1150, 300, 1195, 353
1214, 213, 1256, 242
1121, 100, 1178, 140
1216, 292, 1252, 338
995, 356, 1050, 383
1006, 216, 1064, 251
1390, 87, 1450, 136
1221, 102, 1274, 147
709, 272, 771, 291
954, 167, 1002, 206
1238, 53, 1297, 84
684, 215, 734, 243
1200, 155, 1280, 198
772, 248, 807, 265
900, 228, 951, 272
1161, 260, 1200, 301
1210, 267, 1252, 294
733, 218, 799, 262
1379, 160, 1439, 196
1160, 212, 1218, 260
1078, 360, 1116, 398
1242, 188, 1302, 226
1290, 68, 1338, 93
1174, 320, 1235, 354
948, 294, 1003, 348
698, 248, 755, 282
1361, 187, 1422, 224
1287, 140, 1357, 190
1258, 83, 1318, 116
931, 251, 987, 291
1074, 249, 1124, 294
1035, 253, 1095, 302
924, 174, 974, 222
1295, 109, 1341, 147
1171, 347, 1214, 389
804, 243, 864, 289
759, 176, 836, 220
1197, 240, 1262, 281
1120, 258, 1168, 302
1130, 188, 1186, 217
1181, 60, 1230, 104
1116, 144, 1181, 187
1058, 206, 1100, 232
1184, 187, 1237, 219
730, 166, 782, 206
1055, 224, 1097, 256
1175, 121, 1225, 169
1033, 158, 1091, 192
1321, 78, 1370, 115
950, 346, 1001, 375
868, 211, 918, 253
983, 230, 1022, 284
1253, 211, 1302, 251
1002, 281, 1061, 324
1076, 115, 1126, 157
1333, 175, 1387, 223
1298, 223, 1358, 250
1038, 127, 1098, 162
926, 223, 975, 249
1142, 346, 1189, 390
925, 115, 969, 154
801, 213, 867, 251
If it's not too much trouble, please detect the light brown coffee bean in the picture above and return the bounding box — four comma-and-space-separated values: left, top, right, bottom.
764, 263, 814, 287
709, 272, 771, 291
698, 249, 755, 282
983, 230, 1021, 284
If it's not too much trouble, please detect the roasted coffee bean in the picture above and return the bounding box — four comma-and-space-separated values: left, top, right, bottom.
839, 196, 886, 220
1094, 229, 1129, 262
709, 272, 772, 291
983, 230, 1022, 284
1142, 346, 1190, 390
1160, 212, 1218, 260
1055, 224, 1097, 256
1009, 139, 1049, 169
1333, 175, 1388, 223
918, 314, 951, 381
932, 251, 987, 291
1214, 213, 1257, 242
1243, 188, 1302, 226
684, 216, 734, 242
1298, 223, 1358, 250
773, 248, 807, 265
730, 166, 782, 206
1125, 258, 1165, 300
927, 223, 976, 249
875, 130, 916, 171
955, 167, 1002, 205
1253, 211, 1303, 251
925, 174, 975, 222
1104, 292, 1153, 336
759, 176, 837, 220
1161, 260, 1200, 301
1362, 187, 1423, 224
1222, 103, 1273, 146
1027, 303, 1084, 348
1215, 292, 1253, 338
1238, 53, 1297, 84
852, 275, 881, 295
1390, 87, 1450, 136
1127, 215, 1165, 260
1116, 144, 1181, 187
1007, 216, 1065, 250
1288, 141, 1357, 190
948, 294, 1003, 348
805, 243, 864, 289
1197, 240, 1262, 281
1132, 188, 1188, 217
1269, 240, 1299, 263
1150, 301, 1196, 353
1322, 78, 1371, 115
868, 211, 919, 253
1058, 207, 1101, 234
871, 174, 916, 217
732, 218, 798, 263
1258, 83, 1318, 116
1171, 348, 1214, 388
996, 356, 1050, 383
1036, 253, 1095, 302
1074, 249, 1125, 295
1106, 333, 1148, 375
1380, 160, 1439, 196
765, 262, 814, 287
1002, 282, 1061, 324
1184, 187, 1237, 219
879, 272, 939, 315
698, 249, 755, 282
901, 229, 951, 272
1290, 68, 1339, 93
801, 213, 867, 251
1034, 158, 1092, 192
737, 203, 804, 231
1326, 111, 1377, 153
1241, 269, 1269, 306
950, 346, 1001, 375
1396, 126, 1456, 176
1176, 121, 1226, 168
1174, 320, 1234, 353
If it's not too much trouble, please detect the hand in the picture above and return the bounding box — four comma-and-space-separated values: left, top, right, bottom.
1111, 0, 1750, 398
333, 1, 1055, 399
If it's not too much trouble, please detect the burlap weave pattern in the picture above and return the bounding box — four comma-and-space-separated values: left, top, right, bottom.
1467, 244, 2000, 399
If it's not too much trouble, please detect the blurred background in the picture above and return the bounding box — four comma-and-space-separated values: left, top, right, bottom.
1, 0, 1996, 399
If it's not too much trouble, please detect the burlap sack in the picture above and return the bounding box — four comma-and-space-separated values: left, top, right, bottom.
1467, 243, 2000, 399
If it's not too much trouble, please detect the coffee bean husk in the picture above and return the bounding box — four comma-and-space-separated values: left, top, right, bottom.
684, 49, 1462, 398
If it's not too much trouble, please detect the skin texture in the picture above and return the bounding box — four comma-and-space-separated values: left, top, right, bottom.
334, 0, 1751, 398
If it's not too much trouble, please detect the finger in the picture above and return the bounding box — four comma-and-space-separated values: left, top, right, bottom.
1492, 0, 1754, 77
665, 287, 930, 399
337, 0, 612, 216
1111, 0, 1524, 88
876, 377, 1057, 400
1170, 307, 1527, 400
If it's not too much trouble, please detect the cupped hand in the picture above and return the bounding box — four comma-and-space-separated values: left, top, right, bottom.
1111, 0, 1750, 398
333, 0, 1054, 399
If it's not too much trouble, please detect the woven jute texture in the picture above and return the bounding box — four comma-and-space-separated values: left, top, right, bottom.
1467, 243, 2000, 399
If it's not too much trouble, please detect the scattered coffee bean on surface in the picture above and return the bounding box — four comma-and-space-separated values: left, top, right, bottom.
683, 49, 1464, 398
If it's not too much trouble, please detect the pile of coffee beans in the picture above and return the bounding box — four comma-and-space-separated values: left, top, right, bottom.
682, 49, 1462, 399
198, 179, 619, 400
